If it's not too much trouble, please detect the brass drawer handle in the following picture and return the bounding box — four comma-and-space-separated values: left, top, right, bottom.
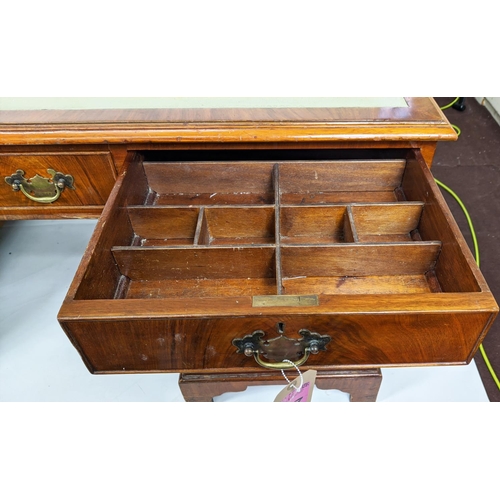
253, 349, 310, 370
233, 325, 331, 370
5, 169, 75, 204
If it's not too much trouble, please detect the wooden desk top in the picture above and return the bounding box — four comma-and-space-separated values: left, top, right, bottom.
0, 97, 456, 145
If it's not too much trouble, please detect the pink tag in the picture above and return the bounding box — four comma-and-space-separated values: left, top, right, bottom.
274, 370, 317, 403
282, 381, 312, 403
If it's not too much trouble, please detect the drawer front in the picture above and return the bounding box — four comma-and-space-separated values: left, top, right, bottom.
1, 152, 116, 210
61, 311, 494, 374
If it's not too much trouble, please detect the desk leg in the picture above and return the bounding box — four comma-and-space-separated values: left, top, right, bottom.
452, 97, 466, 111
179, 369, 382, 402
315, 369, 382, 402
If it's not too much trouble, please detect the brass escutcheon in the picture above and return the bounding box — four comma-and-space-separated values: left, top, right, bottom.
5, 169, 75, 204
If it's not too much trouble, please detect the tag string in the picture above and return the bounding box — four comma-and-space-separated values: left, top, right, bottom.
281, 360, 304, 392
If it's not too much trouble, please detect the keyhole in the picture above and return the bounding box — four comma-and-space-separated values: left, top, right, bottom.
278, 322, 285, 334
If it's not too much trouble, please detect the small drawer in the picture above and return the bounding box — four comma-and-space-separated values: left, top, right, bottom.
58, 153, 498, 374
1, 151, 116, 214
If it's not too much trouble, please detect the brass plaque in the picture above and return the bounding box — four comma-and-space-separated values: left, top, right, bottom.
252, 295, 319, 308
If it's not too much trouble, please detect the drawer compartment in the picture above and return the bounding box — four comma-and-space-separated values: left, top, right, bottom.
280, 203, 424, 244
0, 151, 116, 215
127, 206, 276, 247
281, 243, 442, 295
144, 161, 274, 205
58, 153, 498, 374
113, 247, 278, 299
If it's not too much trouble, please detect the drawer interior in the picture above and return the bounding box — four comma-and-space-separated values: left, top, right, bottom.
74, 156, 482, 300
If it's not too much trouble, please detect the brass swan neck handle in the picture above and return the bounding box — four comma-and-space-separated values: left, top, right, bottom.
5, 169, 75, 204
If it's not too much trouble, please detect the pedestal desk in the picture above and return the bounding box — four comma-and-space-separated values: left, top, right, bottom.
1, 97, 497, 402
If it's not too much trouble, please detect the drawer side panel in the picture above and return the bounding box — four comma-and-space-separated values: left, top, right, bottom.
403, 152, 484, 293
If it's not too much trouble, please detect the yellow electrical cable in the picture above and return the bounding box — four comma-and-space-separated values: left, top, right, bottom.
440, 97, 460, 110
440, 98, 462, 136
434, 178, 500, 391
434, 179, 480, 266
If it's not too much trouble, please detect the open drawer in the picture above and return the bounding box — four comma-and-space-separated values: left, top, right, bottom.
58, 151, 498, 374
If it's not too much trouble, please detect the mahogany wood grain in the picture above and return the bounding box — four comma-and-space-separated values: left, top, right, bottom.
108, 145, 132, 174
2, 124, 455, 146
351, 203, 424, 242
417, 142, 438, 168
281, 191, 400, 204
282, 275, 435, 295
94, 140, 440, 170
402, 151, 485, 293
111, 247, 277, 281
72, 184, 134, 300
344, 207, 359, 243
281, 243, 441, 278
314, 369, 383, 402
0, 206, 105, 220
155, 192, 275, 206
139, 238, 195, 247
0, 101, 452, 221
274, 163, 283, 295
279, 160, 406, 194
0, 144, 121, 218
179, 369, 383, 402
0, 98, 440, 124
204, 207, 275, 244
59, 293, 499, 320
127, 207, 200, 243
70, 155, 148, 300
280, 203, 425, 245
0, 151, 116, 207
126, 278, 277, 299
144, 162, 274, 198
59, 311, 495, 374
0, 98, 457, 146
280, 206, 347, 244
196, 208, 210, 246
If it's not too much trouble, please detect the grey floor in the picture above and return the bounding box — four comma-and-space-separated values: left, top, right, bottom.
0, 216, 489, 402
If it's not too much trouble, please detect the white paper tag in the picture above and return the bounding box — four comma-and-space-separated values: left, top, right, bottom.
274, 370, 317, 403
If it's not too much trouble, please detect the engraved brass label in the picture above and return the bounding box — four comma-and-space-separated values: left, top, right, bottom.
252, 295, 319, 308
